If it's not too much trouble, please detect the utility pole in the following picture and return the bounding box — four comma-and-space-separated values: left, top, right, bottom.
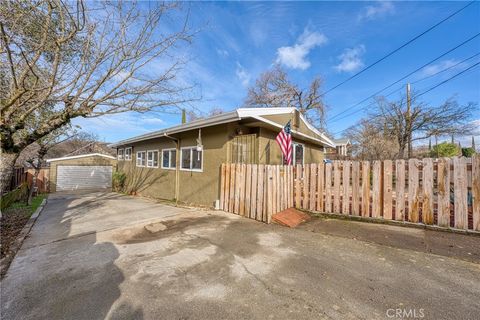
406, 83, 412, 159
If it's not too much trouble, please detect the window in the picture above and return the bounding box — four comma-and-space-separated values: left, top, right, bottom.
282, 142, 304, 165
125, 147, 132, 161
162, 149, 176, 169
293, 143, 304, 165
117, 149, 124, 160
136, 151, 146, 167
180, 147, 203, 172
147, 150, 159, 168
229, 134, 256, 164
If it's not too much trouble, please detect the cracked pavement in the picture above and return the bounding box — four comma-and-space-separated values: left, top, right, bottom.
1, 192, 479, 320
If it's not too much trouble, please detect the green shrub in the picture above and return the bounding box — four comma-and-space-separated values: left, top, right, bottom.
430, 142, 460, 158
461, 147, 476, 157
112, 171, 127, 192
1, 183, 29, 211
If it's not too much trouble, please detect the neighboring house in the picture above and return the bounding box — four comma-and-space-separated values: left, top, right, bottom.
111, 107, 335, 207
333, 138, 351, 157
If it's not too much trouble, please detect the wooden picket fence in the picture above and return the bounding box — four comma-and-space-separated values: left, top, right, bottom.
220, 156, 480, 232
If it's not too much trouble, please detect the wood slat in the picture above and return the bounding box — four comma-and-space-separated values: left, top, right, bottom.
351, 161, 360, 215
422, 158, 434, 224
239, 164, 246, 216
272, 165, 277, 215
408, 159, 420, 223
245, 164, 252, 218
295, 165, 301, 208
229, 164, 236, 213
361, 161, 370, 217
309, 164, 317, 211
277, 165, 282, 211
453, 157, 468, 229
257, 164, 265, 221
342, 161, 350, 214
437, 158, 450, 227
372, 160, 382, 218
317, 162, 324, 212
266, 165, 273, 222
472, 155, 480, 231
383, 160, 393, 220
289, 166, 294, 208
395, 160, 405, 221
303, 165, 310, 209
333, 161, 341, 213
220, 163, 226, 210
325, 163, 333, 213
250, 164, 258, 219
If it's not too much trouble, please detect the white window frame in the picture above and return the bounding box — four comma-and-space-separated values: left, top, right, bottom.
117, 148, 124, 161
136, 151, 146, 167
293, 142, 305, 165
161, 148, 176, 170
124, 147, 132, 161
180, 146, 203, 172
146, 150, 159, 168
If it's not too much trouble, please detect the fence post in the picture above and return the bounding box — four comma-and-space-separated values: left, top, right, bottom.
361, 161, 370, 217
351, 161, 360, 215
383, 160, 393, 220
309, 164, 317, 211
325, 162, 333, 213
408, 159, 420, 223
372, 160, 382, 218
422, 158, 434, 224
333, 161, 341, 213
317, 161, 324, 212
437, 158, 450, 227
454, 157, 468, 229
395, 160, 405, 221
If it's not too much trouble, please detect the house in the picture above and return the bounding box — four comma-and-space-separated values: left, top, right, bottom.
110, 107, 335, 207
333, 138, 351, 157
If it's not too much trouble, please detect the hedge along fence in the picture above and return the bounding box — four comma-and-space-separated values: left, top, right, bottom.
1, 182, 29, 211
220, 156, 480, 232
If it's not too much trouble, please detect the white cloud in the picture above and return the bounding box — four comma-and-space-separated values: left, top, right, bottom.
236, 62, 251, 87
421, 59, 460, 76
335, 45, 366, 73
275, 27, 328, 70
216, 48, 229, 58
358, 1, 395, 21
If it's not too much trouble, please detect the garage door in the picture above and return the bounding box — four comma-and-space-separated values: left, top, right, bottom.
57, 166, 113, 191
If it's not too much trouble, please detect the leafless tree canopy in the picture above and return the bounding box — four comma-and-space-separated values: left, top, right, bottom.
0, 0, 195, 192
346, 94, 475, 159
245, 65, 327, 131
187, 106, 224, 122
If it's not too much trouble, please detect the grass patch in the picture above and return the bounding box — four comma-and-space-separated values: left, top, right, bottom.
7, 194, 47, 217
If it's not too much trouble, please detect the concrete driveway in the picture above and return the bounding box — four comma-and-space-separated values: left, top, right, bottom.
1, 192, 479, 320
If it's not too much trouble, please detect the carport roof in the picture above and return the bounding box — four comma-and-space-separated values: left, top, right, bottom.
46, 153, 116, 162
110, 107, 336, 148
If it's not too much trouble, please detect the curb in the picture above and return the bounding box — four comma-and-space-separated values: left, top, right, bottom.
0, 198, 48, 279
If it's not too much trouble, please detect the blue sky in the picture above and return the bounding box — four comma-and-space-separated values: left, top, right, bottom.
75, 1, 480, 146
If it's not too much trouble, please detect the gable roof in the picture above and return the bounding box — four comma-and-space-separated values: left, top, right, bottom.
333, 138, 350, 146
46, 153, 116, 162
110, 107, 336, 148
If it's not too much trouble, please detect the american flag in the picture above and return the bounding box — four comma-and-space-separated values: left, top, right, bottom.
276, 120, 293, 165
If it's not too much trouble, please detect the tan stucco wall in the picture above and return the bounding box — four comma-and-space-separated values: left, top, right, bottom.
116, 122, 325, 208
49, 155, 117, 192
258, 128, 324, 165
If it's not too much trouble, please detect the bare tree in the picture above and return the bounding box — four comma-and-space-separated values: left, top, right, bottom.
245, 65, 327, 130
0, 1, 196, 192
187, 106, 224, 122
345, 119, 399, 160
369, 95, 475, 158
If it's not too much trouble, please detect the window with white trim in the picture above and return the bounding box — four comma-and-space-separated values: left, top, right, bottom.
181, 147, 203, 171
136, 151, 146, 167
146, 150, 159, 168
282, 142, 304, 165
125, 147, 132, 161
117, 149, 124, 160
162, 149, 176, 169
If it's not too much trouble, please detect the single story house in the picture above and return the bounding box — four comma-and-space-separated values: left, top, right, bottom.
110, 107, 335, 207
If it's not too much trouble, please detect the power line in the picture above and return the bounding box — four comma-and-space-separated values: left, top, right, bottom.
331, 61, 480, 136
328, 33, 480, 122
321, 1, 476, 96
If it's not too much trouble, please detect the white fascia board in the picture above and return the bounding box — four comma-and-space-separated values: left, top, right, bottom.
251, 116, 335, 148
297, 112, 336, 148
237, 107, 296, 117
46, 153, 116, 162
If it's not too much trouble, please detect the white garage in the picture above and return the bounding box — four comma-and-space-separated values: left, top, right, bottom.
47, 153, 117, 192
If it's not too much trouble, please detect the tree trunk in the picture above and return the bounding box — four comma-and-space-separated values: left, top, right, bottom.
0, 152, 18, 194
27, 168, 40, 205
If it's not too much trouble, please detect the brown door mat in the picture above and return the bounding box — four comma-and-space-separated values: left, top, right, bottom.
272, 208, 311, 228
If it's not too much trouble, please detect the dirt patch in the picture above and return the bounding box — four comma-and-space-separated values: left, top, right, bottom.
1, 207, 31, 259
